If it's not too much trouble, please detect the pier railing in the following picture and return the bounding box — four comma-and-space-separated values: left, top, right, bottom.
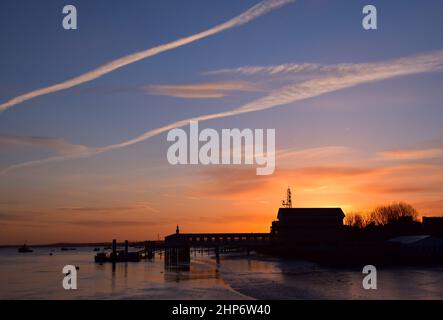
164, 233, 271, 247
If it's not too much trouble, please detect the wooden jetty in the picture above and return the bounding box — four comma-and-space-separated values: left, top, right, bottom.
94, 231, 272, 265
163, 230, 271, 266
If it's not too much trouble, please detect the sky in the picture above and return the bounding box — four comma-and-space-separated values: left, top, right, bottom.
1, 0, 443, 244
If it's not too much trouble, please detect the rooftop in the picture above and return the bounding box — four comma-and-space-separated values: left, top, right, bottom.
388, 235, 431, 245
277, 208, 345, 220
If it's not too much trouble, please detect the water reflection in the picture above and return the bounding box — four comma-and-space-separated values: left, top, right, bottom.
1, 247, 443, 299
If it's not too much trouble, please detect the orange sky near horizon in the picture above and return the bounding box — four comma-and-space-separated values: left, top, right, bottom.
1, 144, 442, 245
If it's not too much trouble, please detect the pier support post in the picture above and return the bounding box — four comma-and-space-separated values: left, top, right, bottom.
112, 239, 117, 262
124, 240, 129, 254
215, 246, 220, 264
164, 248, 168, 265
164, 246, 190, 267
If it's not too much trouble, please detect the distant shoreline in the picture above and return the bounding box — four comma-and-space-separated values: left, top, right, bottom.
0, 241, 150, 248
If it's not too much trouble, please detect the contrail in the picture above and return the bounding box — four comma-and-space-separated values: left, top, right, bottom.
0, 0, 294, 113
2, 50, 443, 175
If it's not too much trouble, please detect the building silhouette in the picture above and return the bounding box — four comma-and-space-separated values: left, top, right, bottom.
271, 208, 345, 241
423, 217, 443, 236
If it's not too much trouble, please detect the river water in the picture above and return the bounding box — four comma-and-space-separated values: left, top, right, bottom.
1, 247, 443, 299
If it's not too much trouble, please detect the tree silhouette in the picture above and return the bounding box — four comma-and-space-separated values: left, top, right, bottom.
344, 212, 366, 228
368, 202, 419, 226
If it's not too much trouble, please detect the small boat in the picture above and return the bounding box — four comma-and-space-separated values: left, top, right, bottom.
93, 247, 101, 252
18, 243, 33, 253
61, 247, 76, 251
94, 252, 108, 263
94, 250, 141, 263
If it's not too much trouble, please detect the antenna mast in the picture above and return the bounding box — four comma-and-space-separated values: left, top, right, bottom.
282, 186, 292, 208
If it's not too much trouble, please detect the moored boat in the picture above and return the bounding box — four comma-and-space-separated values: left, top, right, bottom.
18, 243, 33, 253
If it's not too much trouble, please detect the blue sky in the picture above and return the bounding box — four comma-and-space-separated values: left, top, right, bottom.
1, 0, 443, 145
1, 0, 443, 244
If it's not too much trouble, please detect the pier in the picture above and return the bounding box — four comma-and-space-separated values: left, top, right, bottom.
163, 231, 272, 266
94, 232, 272, 265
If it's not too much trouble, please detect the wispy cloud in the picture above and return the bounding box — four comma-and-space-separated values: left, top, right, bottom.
0, 0, 294, 113
67, 219, 163, 228
362, 184, 435, 194
187, 161, 443, 200
145, 81, 262, 98
58, 204, 158, 213
0, 152, 94, 175
297, 166, 381, 177
235, 50, 443, 114
204, 61, 395, 78
192, 167, 273, 197
2, 49, 443, 175
0, 134, 90, 155
205, 63, 322, 76
378, 148, 443, 161
277, 146, 352, 160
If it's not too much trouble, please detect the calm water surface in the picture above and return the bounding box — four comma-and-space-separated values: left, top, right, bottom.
1, 247, 443, 299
